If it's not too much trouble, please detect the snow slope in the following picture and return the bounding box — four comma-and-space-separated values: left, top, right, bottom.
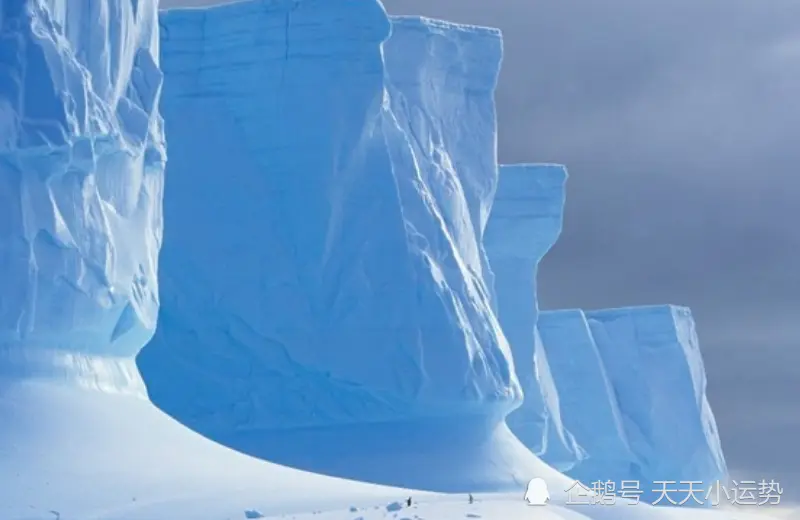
0, 382, 432, 520
263, 497, 789, 520
483, 164, 583, 470
137, 1, 553, 492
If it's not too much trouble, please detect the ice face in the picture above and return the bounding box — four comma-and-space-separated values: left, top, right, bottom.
537, 309, 639, 483
539, 306, 728, 494
0, 0, 732, 509
138, 3, 517, 435
383, 16, 502, 282
483, 163, 583, 470
584, 305, 729, 491
0, 0, 165, 385
483, 164, 727, 490
381, 15, 516, 407
136, 2, 539, 491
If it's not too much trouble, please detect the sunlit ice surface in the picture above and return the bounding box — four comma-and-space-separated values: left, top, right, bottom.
0, 0, 780, 518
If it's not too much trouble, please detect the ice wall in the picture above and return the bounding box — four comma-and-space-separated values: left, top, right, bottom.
537, 309, 639, 483
483, 164, 583, 470
583, 305, 728, 490
383, 16, 499, 285
0, 0, 165, 389
137, 2, 538, 490
484, 165, 727, 493
536, 305, 728, 493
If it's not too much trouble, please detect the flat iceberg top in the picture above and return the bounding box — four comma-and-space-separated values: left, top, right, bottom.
586, 304, 694, 345
587, 303, 691, 318
391, 15, 502, 39
159, 0, 391, 38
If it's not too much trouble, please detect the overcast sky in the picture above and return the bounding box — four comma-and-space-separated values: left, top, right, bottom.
161, 0, 799, 498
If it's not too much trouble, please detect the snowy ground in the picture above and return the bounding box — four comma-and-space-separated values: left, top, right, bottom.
259, 498, 796, 520
1, 381, 794, 520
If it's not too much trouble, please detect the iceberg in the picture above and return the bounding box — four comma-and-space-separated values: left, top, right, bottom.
137, 2, 568, 493
539, 306, 728, 497
585, 306, 727, 490
484, 165, 727, 495
0, 0, 165, 370
0, 1, 442, 517
536, 309, 640, 483
483, 164, 584, 469
0, 0, 735, 515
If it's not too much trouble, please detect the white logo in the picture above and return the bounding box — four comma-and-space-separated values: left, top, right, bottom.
524, 477, 550, 506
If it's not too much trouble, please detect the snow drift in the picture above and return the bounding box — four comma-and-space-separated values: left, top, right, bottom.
137, 1, 566, 492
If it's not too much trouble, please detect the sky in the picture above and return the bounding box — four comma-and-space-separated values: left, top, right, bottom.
161, 0, 799, 499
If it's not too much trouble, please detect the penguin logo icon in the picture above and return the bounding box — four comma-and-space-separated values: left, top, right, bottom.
524, 477, 550, 506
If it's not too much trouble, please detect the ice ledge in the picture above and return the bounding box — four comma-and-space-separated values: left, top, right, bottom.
0, 348, 147, 396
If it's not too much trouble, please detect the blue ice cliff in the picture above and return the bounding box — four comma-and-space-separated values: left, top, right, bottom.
538, 306, 729, 494
0, 0, 164, 383
0, 0, 728, 506
484, 164, 728, 494
0, 4, 454, 518
137, 2, 566, 492
483, 163, 584, 470
136, 0, 727, 494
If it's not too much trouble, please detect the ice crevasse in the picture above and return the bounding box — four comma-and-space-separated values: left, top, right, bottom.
485, 163, 728, 494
